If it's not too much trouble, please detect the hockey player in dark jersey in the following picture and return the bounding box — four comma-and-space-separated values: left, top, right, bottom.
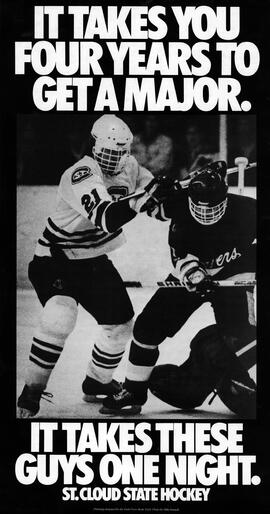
17, 115, 172, 418
102, 161, 256, 417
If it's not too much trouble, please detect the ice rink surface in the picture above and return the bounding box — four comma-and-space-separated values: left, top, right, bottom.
17, 288, 255, 420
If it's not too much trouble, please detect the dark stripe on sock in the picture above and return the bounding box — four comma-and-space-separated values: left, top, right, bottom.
33, 337, 63, 352
93, 344, 124, 358
31, 345, 61, 364
92, 350, 122, 366
29, 356, 54, 369
92, 359, 118, 369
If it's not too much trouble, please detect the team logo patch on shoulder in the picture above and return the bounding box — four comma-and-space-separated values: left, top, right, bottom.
71, 166, 92, 184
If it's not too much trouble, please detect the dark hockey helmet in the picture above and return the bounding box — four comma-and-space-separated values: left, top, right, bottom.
188, 161, 228, 225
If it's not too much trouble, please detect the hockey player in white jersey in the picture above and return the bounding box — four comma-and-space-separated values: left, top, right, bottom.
17, 115, 170, 418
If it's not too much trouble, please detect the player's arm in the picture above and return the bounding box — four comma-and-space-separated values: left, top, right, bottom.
70, 170, 137, 233
222, 198, 256, 278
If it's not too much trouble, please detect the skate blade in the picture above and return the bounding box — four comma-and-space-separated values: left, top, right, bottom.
83, 394, 107, 403
17, 407, 36, 419
99, 404, 142, 415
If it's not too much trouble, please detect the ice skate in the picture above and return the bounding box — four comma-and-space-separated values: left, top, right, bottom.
17, 384, 53, 418
82, 376, 122, 403
100, 388, 147, 415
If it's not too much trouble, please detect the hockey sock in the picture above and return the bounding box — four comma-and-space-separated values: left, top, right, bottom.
86, 321, 132, 384
25, 295, 78, 389
125, 338, 159, 394
26, 334, 66, 389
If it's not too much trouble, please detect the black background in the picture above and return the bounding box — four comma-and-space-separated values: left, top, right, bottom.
1, 0, 270, 512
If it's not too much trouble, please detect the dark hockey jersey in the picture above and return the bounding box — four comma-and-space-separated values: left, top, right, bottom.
168, 193, 256, 279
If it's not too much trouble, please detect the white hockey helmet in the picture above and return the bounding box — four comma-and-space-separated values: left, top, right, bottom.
91, 115, 133, 175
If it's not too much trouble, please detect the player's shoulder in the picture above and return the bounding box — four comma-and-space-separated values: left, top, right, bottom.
127, 154, 139, 168
228, 193, 256, 214
61, 155, 102, 186
124, 154, 140, 176
227, 193, 256, 234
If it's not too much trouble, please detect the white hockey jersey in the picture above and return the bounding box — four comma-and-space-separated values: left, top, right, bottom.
35, 154, 154, 260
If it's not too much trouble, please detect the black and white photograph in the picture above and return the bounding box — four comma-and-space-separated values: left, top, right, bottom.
16, 113, 257, 420
1, 0, 270, 512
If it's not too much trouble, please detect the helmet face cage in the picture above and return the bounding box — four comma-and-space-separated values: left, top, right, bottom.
93, 144, 129, 176
188, 161, 228, 225
189, 197, 228, 225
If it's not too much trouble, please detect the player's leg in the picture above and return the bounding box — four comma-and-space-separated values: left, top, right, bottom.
78, 256, 134, 401
149, 285, 256, 417
149, 321, 256, 416
17, 257, 78, 418
101, 278, 204, 414
82, 322, 133, 401
149, 324, 224, 409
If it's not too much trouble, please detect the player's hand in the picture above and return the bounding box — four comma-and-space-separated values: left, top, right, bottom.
137, 176, 180, 214
182, 265, 206, 292
183, 265, 214, 296
195, 276, 216, 298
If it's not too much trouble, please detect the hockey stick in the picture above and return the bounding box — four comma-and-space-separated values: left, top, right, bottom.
178, 161, 257, 189
118, 161, 257, 203
124, 280, 256, 288
234, 157, 248, 196
228, 160, 256, 175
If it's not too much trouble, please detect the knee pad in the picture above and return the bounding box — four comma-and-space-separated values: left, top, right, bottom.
37, 295, 78, 344
99, 320, 133, 354
133, 315, 163, 347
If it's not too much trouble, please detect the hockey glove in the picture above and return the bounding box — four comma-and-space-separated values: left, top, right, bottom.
180, 261, 215, 296
133, 176, 180, 215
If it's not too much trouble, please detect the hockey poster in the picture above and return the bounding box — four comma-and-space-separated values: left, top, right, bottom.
1, 0, 269, 512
